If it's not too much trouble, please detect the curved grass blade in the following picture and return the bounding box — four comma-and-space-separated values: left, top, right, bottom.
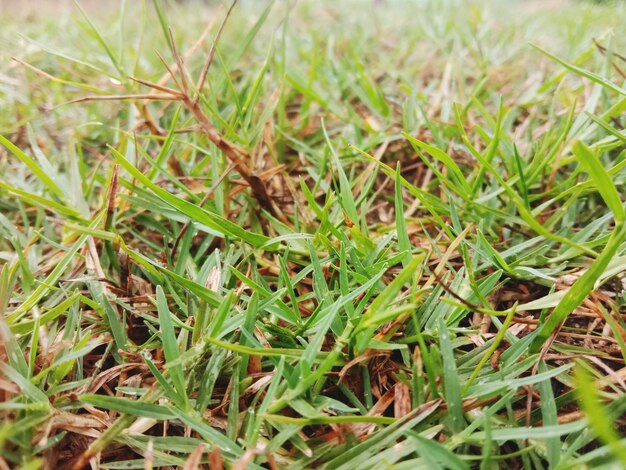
0, 135, 66, 201
530, 142, 626, 352
110, 145, 272, 248
531, 44, 626, 96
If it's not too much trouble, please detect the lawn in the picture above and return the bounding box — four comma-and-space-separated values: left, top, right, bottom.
2, 0, 626, 468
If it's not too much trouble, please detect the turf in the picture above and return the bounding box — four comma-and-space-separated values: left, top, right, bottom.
1, 0, 626, 468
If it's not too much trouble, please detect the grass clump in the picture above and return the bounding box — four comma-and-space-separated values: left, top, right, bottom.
2, 0, 626, 468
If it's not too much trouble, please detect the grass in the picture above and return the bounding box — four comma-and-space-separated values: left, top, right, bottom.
1, 0, 626, 467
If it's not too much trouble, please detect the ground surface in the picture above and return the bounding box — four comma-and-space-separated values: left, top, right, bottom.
2, 0, 626, 468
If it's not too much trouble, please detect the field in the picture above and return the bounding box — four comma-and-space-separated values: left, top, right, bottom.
2, 0, 626, 468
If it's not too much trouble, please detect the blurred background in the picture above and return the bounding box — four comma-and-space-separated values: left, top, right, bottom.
1, 0, 624, 137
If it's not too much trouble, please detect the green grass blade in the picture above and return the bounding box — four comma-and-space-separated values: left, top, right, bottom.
156, 285, 188, 409
111, 145, 272, 248
531, 43, 626, 96
572, 141, 625, 223
575, 363, 626, 466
